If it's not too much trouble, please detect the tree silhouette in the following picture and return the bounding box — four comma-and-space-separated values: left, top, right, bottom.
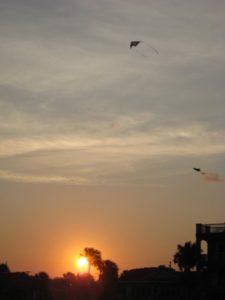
99, 260, 118, 300
84, 247, 103, 274
63, 272, 76, 286
35, 272, 52, 300
173, 241, 197, 272
35, 271, 49, 280
99, 260, 118, 283
0, 263, 10, 274
82, 248, 119, 299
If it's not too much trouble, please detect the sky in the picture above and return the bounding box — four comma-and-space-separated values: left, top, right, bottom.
0, 0, 225, 277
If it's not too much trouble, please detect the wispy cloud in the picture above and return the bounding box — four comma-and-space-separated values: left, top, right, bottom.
1, 121, 225, 184
0, 170, 88, 185
1, 123, 225, 158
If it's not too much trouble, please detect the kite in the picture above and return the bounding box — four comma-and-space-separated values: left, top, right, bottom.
129, 40, 159, 58
130, 41, 142, 48
193, 167, 224, 183
193, 167, 201, 172
193, 168, 205, 175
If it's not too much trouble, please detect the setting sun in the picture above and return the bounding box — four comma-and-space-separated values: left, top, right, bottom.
76, 256, 89, 274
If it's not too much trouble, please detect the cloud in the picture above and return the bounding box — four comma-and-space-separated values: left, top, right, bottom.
0, 121, 225, 185
0, 170, 88, 185
0, 122, 225, 157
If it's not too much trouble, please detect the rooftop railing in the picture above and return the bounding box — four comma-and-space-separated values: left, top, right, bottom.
196, 223, 225, 235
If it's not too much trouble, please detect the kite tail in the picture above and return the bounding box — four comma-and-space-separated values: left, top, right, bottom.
143, 42, 159, 54
134, 48, 148, 59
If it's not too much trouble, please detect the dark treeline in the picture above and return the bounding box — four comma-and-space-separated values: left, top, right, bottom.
0, 247, 119, 300
0, 263, 117, 300
0, 264, 99, 300
1, 238, 225, 300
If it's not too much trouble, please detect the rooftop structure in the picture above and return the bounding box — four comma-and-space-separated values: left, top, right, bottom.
196, 223, 225, 271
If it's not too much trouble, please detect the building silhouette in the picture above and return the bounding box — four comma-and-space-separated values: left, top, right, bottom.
119, 223, 225, 300
196, 223, 225, 271
118, 266, 183, 300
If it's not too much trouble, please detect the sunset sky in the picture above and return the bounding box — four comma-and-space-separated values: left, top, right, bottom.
0, 0, 225, 277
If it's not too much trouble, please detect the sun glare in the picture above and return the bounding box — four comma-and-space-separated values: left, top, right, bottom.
76, 256, 89, 274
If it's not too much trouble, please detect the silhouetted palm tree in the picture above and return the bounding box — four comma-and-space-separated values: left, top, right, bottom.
100, 260, 118, 283
84, 247, 103, 274
173, 241, 197, 272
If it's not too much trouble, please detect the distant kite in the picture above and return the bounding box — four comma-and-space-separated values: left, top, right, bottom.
193, 168, 206, 175
193, 168, 205, 175
193, 167, 201, 172
129, 40, 159, 58
130, 41, 142, 48
193, 167, 224, 183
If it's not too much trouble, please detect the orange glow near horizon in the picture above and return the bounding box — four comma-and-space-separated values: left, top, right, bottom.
76, 256, 89, 274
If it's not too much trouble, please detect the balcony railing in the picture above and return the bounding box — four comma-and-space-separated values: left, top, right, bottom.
196, 223, 225, 235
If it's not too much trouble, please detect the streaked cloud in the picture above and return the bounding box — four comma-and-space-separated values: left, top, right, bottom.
0, 170, 88, 185
1, 121, 225, 185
